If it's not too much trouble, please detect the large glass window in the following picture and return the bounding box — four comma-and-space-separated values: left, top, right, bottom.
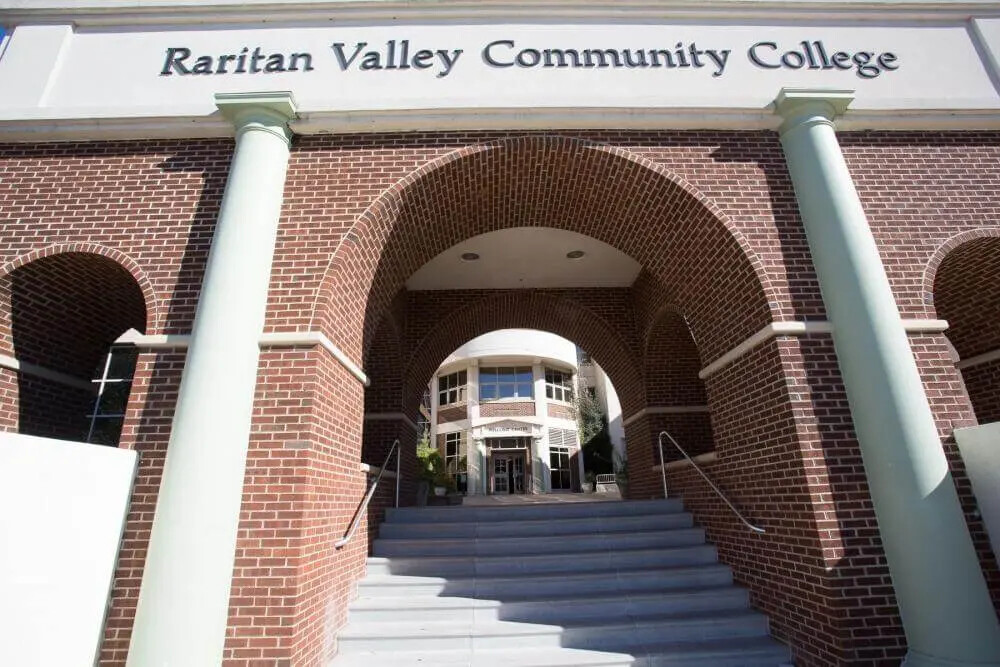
545, 368, 574, 402
479, 367, 533, 401
438, 370, 467, 406
550, 446, 572, 490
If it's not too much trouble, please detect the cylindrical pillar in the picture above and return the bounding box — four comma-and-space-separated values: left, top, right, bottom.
774, 88, 1000, 666
128, 92, 297, 666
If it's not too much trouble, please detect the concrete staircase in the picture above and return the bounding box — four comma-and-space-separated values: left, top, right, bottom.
331, 499, 792, 666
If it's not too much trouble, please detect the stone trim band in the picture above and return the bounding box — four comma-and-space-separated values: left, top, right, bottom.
698, 318, 949, 380
622, 405, 711, 428
115, 329, 370, 386
0, 353, 96, 393
956, 347, 1000, 370
363, 412, 419, 432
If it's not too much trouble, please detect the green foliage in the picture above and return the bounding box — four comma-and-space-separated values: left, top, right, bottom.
417, 438, 458, 491
416, 439, 444, 483
577, 390, 613, 476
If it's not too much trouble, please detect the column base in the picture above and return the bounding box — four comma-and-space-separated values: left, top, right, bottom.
903, 649, 1000, 666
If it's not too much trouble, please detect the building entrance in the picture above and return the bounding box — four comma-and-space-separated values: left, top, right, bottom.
488, 440, 528, 494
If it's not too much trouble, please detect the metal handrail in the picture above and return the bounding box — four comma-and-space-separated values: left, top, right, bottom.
658, 431, 765, 534
335, 439, 400, 549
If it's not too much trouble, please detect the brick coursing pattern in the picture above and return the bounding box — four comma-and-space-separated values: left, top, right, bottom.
1, 130, 999, 667
546, 402, 574, 420
481, 401, 534, 418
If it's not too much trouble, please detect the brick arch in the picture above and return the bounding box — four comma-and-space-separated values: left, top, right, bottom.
923, 227, 1000, 317
928, 232, 1000, 424
312, 135, 776, 371
0, 243, 159, 335
400, 291, 643, 418
642, 305, 708, 407
0, 248, 150, 441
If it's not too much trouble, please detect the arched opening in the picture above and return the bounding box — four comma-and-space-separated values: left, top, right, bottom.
0, 251, 147, 444
310, 136, 838, 666
933, 235, 1000, 424
410, 327, 629, 500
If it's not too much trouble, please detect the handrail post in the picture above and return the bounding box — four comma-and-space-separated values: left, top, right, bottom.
395, 442, 401, 508
659, 430, 765, 534
335, 439, 400, 549
657, 433, 668, 499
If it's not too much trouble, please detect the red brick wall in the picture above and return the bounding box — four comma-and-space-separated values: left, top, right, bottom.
481, 401, 534, 417
546, 402, 574, 420
4, 130, 1000, 667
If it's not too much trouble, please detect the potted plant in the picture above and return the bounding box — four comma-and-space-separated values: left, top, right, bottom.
581, 471, 595, 493
416, 438, 442, 506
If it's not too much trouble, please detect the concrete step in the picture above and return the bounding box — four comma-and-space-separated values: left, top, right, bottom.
366, 543, 718, 577
348, 584, 750, 624
385, 498, 684, 524
337, 609, 770, 652
380, 509, 694, 539
379, 510, 693, 539
330, 636, 792, 666
372, 526, 706, 557
356, 563, 734, 599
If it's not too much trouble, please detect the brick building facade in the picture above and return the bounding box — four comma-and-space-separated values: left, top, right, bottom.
1, 2, 1000, 666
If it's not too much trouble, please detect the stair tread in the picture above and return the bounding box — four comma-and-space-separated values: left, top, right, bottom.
359, 563, 731, 588
339, 608, 766, 638
351, 583, 745, 609
367, 543, 714, 567
330, 635, 790, 666
376, 526, 702, 545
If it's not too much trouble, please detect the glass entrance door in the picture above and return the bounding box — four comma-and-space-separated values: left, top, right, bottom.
492, 453, 526, 494
494, 456, 510, 494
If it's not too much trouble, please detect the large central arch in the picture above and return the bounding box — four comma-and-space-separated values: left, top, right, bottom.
312, 134, 777, 370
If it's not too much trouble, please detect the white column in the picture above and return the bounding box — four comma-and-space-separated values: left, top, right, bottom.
774, 88, 1000, 667
128, 92, 297, 666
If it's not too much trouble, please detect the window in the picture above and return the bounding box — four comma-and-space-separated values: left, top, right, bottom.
87, 344, 139, 446
438, 370, 467, 406
545, 368, 574, 402
444, 431, 468, 493
479, 367, 533, 401
550, 446, 572, 490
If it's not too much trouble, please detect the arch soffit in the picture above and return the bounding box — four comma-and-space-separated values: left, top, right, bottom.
0, 243, 160, 333
309, 135, 780, 335
401, 291, 643, 413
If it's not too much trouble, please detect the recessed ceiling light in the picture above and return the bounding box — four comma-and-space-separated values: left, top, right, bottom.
461, 252, 480, 261
566, 250, 585, 259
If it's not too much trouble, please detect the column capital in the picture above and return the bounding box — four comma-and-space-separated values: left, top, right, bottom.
773, 88, 854, 136
215, 91, 297, 144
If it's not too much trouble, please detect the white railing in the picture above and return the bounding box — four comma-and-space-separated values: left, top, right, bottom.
335, 439, 400, 549
658, 430, 765, 534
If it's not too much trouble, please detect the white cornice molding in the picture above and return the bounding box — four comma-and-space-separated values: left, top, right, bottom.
115, 329, 370, 386
3, 107, 1000, 143
0, 352, 96, 392
957, 347, 1000, 370
699, 318, 948, 380
363, 412, 419, 431
622, 406, 711, 428
3, 0, 1000, 25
